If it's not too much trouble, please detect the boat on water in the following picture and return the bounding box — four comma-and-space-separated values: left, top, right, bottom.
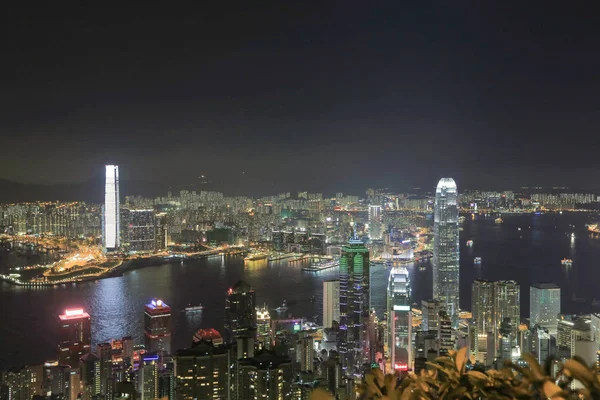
184, 304, 204, 313
275, 300, 288, 313
495, 217, 504, 224
466, 240, 474, 247
244, 253, 268, 261
561, 258, 573, 267
474, 257, 482, 265
418, 265, 426, 271
586, 223, 600, 234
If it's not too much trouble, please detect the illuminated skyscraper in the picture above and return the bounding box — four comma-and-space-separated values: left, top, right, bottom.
387, 266, 412, 372
338, 235, 370, 376
368, 205, 382, 240
103, 165, 120, 252
433, 178, 460, 324
125, 209, 155, 253
224, 281, 257, 343
323, 280, 340, 329
58, 308, 91, 368
530, 283, 561, 335
144, 298, 172, 355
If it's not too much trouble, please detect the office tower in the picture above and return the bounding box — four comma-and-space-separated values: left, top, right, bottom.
80, 353, 100, 400
174, 331, 230, 400
144, 298, 172, 355
65, 368, 81, 400
309, 233, 326, 255
139, 354, 158, 400
224, 281, 257, 343
96, 343, 113, 396
126, 210, 155, 252
528, 325, 555, 364
58, 308, 91, 368
158, 363, 175, 400
154, 213, 168, 251
103, 165, 120, 252
256, 306, 271, 350
421, 300, 442, 332
387, 266, 412, 371
432, 178, 460, 324
271, 230, 284, 252
494, 281, 520, 344
323, 280, 340, 329
296, 334, 315, 372
472, 280, 495, 338
437, 311, 454, 357
530, 283, 561, 335
338, 235, 370, 376
368, 205, 383, 240
498, 318, 513, 363
237, 350, 292, 400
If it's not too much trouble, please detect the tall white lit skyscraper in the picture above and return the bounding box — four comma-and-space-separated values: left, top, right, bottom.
368, 205, 383, 240
387, 266, 412, 371
530, 283, 561, 335
323, 280, 340, 329
103, 165, 120, 252
433, 178, 460, 324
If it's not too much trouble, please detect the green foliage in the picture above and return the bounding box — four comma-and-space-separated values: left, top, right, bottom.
310, 347, 600, 400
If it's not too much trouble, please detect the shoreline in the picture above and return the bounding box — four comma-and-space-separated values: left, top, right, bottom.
0, 252, 236, 288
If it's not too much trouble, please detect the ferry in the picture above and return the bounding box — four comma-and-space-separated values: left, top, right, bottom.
275, 300, 288, 313
474, 257, 482, 265
586, 223, 600, 234
466, 240, 474, 247
418, 265, 426, 272
184, 304, 204, 313
561, 258, 573, 267
244, 253, 268, 261
495, 217, 504, 224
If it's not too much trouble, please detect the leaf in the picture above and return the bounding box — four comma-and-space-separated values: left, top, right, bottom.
542, 380, 564, 399
564, 359, 595, 386
455, 347, 468, 374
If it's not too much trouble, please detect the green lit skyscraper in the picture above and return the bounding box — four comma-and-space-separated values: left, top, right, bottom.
338, 234, 370, 377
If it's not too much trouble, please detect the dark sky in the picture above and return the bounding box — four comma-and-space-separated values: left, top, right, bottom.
2, 2, 599, 195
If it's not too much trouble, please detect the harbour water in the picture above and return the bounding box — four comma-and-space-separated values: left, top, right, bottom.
1, 212, 600, 369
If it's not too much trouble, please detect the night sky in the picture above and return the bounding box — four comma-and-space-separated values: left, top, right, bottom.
2, 2, 599, 196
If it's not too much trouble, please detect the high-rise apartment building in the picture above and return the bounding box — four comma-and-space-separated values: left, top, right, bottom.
139, 354, 159, 400
103, 165, 120, 252
144, 298, 172, 355
338, 236, 370, 376
387, 266, 412, 371
368, 205, 383, 240
125, 209, 155, 253
530, 283, 561, 335
224, 281, 257, 343
174, 331, 230, 400
58, 308, 91, 368
323, 280, 340, 329
433, 178, 460, 325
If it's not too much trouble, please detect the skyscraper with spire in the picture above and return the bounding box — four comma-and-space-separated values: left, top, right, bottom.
433, 178, 460, 325
338, 231, 370, 377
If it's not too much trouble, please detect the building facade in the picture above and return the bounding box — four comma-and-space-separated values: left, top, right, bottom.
387, 266, 412, 372
224, 281, 257, 343
433, 178, 460, 325
103, 165, 120, 252
144, 298, 172, 355
323, 280, 340, 329
338, 236, 370, 377
530, 283, 561, 335
58, 308, 91, 368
